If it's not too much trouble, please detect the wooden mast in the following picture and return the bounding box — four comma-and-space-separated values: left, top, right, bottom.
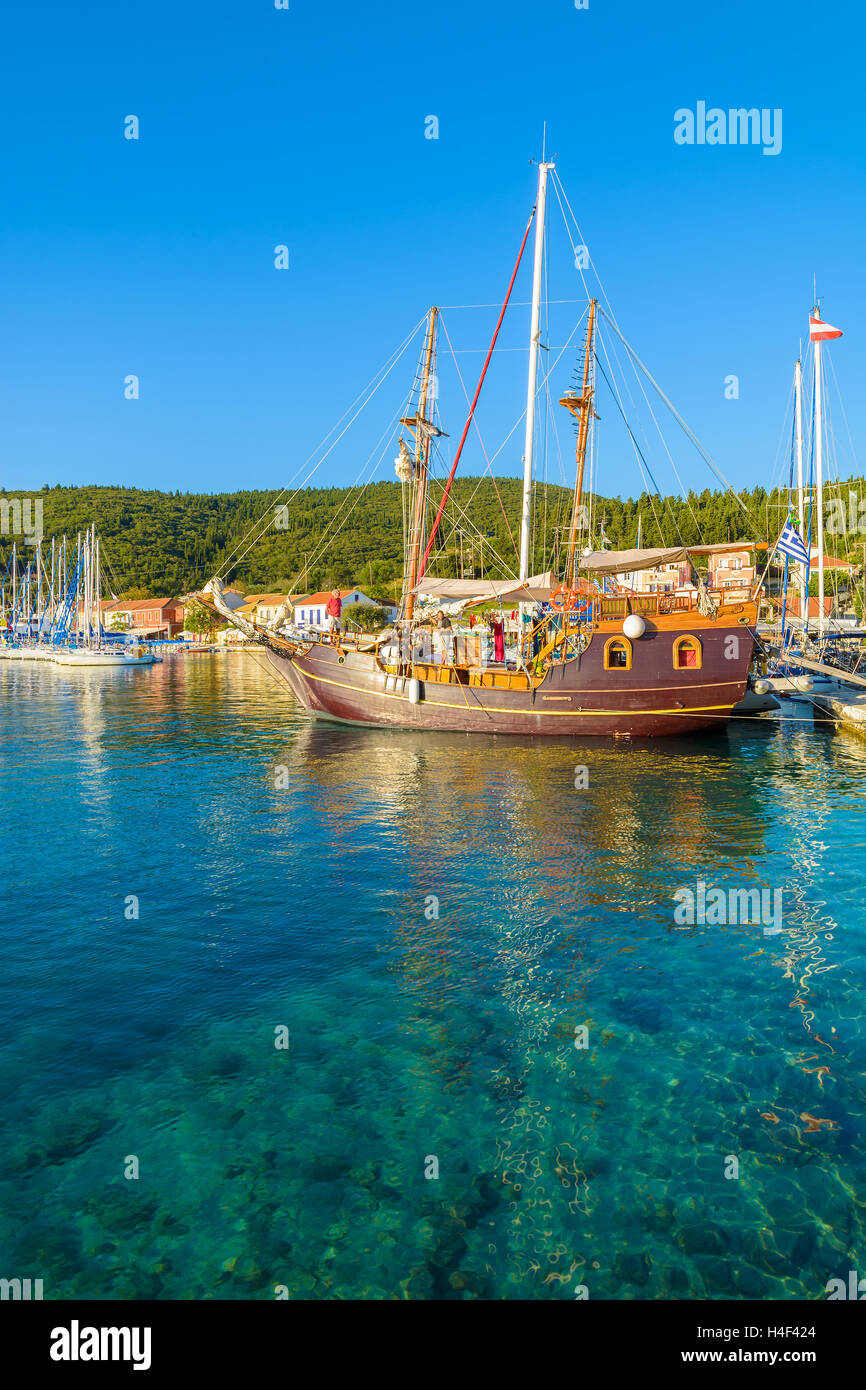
560, 297, 597, 588
403, 307, 438, 622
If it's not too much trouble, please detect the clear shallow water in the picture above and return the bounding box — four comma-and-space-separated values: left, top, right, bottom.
1, 654, 866, 1300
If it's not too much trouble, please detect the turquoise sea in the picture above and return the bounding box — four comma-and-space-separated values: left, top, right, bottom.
2, 653, 865, 1300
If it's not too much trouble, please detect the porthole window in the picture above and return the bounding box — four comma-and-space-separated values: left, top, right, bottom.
604, 637, 632, 671
673, 635, 702, 670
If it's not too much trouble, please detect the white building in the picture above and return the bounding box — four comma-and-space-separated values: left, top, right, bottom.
292, 588, 397, 630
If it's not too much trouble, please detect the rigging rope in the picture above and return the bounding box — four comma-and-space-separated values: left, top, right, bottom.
415, 205, 536, 588
215, 313, 427, 579
438, 312, 520, 564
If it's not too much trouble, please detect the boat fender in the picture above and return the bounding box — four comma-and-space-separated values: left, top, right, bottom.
385, 675, 396, 693
408, 678, 421, 704
795, 675, 813, 691
753, 678, 770, 694
622, 614, 646, 640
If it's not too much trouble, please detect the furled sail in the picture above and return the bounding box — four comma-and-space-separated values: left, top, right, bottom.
413, 571, 558, 606
577, 547, 690, 576
578, 542, 759, 578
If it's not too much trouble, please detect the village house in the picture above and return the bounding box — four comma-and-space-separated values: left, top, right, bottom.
620, 559, 696, 597
707, 547, 756, 595
96, 598, 185, 638
292, 589, 398, 630
611, 543, 765, 603
235, 594, 292, 626
200, 582, 246, 611
808, 549, 856, 575
217, 592, 300, 645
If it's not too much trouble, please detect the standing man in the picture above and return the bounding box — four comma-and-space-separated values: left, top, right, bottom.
532, 601, 544, 658
435, 610, 454, 666
326, 589, 343, 643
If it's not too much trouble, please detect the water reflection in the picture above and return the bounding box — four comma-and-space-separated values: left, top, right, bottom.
1, 658, 866, 1298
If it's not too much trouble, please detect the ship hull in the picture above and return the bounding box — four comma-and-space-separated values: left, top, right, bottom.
264, 608, 757, 737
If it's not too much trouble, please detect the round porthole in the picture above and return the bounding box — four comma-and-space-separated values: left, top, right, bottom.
338, 655, 346, 664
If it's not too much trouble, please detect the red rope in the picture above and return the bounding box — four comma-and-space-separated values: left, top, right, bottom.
415, 207, 536, 587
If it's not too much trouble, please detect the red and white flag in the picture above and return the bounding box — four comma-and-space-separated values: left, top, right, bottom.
809, 314, 843, 341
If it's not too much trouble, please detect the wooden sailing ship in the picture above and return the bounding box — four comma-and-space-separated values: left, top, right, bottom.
210, 162, 758, 736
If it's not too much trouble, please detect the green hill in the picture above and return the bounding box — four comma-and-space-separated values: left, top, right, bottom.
1, 478, 862, 600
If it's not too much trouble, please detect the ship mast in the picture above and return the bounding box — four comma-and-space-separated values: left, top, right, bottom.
560, 298, 598, 588
794, 357, 806, 628
402, 307, 439, 622
813, 308, 826, 639
518, 159, 554, 583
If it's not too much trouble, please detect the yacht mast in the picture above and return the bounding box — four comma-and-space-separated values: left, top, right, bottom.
518, 159, 554, 581
74, 533, 82, 640
813, 313, 826, 639
794, 357, 806, 626
94, 528, 101, 646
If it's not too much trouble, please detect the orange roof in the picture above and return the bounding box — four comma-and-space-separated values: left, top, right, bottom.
819, 556, 854, 570
246, 594, 289, 605
298, 589, 356, 606
103, 598, 178, 611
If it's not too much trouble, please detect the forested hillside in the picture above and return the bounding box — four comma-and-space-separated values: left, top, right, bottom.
2, 478, 862, 600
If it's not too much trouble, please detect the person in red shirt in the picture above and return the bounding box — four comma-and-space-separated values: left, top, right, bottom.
326, 590, 343, 642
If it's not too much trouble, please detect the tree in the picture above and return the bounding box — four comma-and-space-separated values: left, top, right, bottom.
184, 600, 217, 642
345, 604, 391, 631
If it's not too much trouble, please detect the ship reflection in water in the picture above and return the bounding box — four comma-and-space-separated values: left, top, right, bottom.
1, 656, 865, 1299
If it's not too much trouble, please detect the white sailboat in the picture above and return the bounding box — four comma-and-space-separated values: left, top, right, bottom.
39, 524, 155, 666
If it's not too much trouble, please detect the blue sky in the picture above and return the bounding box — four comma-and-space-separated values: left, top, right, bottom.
1, 0, 863, 503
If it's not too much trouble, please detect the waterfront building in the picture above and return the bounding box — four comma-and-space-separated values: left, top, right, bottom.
292, 589, 398, 630
94, 598, 185, 638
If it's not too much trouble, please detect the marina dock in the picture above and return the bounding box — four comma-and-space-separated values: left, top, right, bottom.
813, 686, 866, 735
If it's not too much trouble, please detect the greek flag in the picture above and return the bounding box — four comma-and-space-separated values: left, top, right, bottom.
775, 518, 810, 566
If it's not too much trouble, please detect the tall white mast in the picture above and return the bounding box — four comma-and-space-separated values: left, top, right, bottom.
84, 529, 90, 644
94, 528, 101, 647
813, 320, 825, 638
85, 530, 92, 645
75, 532, 82, 639
794, 357, 806, 625
518, 159, 554, 581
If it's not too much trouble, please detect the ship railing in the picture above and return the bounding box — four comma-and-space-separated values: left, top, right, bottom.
596, 593, 694, 619
519, 592, 709, 664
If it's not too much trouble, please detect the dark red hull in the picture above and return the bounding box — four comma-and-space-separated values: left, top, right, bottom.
264, 611, 756, 737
